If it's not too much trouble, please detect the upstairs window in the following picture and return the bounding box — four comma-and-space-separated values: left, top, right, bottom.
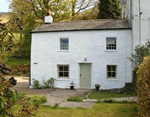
58, 65, 69, 78
60, 38, 69, 50
107, 65, 117, 79
106, 37, 117, 50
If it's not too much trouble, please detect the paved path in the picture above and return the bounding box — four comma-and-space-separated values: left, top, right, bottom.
12, 77, 138, 108
99, 96, 138, 102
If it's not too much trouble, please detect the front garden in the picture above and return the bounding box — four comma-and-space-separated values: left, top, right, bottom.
88, 90, 137, 99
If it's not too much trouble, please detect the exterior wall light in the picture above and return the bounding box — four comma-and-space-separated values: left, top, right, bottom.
84, 57, 87, 62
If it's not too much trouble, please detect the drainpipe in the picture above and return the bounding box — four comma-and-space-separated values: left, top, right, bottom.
139, 0, 142, 46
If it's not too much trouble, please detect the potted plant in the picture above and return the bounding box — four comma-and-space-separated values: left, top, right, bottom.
70, 81, 75, 90
95, 84, 101, 91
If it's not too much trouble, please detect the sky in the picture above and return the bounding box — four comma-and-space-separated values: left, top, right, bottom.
0, 0, 11, 12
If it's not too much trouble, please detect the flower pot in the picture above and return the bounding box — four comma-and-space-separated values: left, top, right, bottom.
70, 86, 74, 90
95, 86, 100, 91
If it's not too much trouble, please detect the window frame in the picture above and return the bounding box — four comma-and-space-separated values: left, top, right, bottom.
106, 37, 117, 50
60, 38, 69, 50
57, 65, 69, 79
107, 65, 117, 79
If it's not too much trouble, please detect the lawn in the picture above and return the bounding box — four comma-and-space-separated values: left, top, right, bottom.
88, 90, 137, 99
36, 103, 138, 117
7, 57, 30, 66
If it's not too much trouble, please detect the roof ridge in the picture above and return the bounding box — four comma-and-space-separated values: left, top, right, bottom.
51, 19, 127, 24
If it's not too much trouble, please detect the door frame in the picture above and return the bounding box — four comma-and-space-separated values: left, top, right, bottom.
78, 63, 92, 89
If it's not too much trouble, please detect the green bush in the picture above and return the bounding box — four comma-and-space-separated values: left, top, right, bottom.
32, 79, 42, 89
31, 95, 47, 105
43, 78, 54, 88
67, 96, 83, 102
137, 56, 150, 117
32, 78, 55, 89
53, 103, 59, 109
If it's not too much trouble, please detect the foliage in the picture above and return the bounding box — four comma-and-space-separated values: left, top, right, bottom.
75, 4, 99, 20
32, 78, 42, 89
21, 14, 37, 59
53, 103, 59, 109
67, 96, 83, 102
137, 56, 150, 117
9, 64, 30, 77
95, 84, 100, 87
11, 0, 96, 22
0, 20, 38, 116
128, 40, 150, 67
98, 0, 122, 19
128, 40, 150, 89
29, 95, 47, 105
13, 96, 39, 117
117, 83, 135, 94
98, 99, 136, 103
32, 78, 55, 89
88, 90, 137, 99
43, 78, 54, 88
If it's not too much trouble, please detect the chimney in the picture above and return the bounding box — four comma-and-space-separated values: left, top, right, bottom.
45, 9, 53, 24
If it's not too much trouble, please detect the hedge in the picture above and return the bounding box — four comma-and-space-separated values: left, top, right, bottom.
137, 56, 150, 117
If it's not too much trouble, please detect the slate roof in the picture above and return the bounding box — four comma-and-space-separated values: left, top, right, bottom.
32, 19, 131, 33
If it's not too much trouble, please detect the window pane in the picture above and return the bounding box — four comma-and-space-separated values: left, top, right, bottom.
59, 72, 63, 77
60, 39, 69, 50
106, 38, 116, 50
112, 66, 116, 71
112, 72, 116, 77
107, 66, 111, 71
59, 66, 63, 71
64, 72, 68, 77
108, 72, 111, 77
61, 39, 68, 44
107, 38, 116, 44
64, 66, 68, 71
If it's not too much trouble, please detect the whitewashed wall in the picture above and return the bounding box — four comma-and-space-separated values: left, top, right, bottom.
126, 0, 150, 49
31, 30, 132, 89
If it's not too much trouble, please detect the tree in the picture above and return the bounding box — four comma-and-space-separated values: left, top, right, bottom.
97, 0, 122, 19
128, 40, 150, 89
10, 0, 96, 22
128, 40, 150, 67
0, 20, 38, 116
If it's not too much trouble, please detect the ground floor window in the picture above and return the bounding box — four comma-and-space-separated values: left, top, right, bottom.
58, 65, 69, 78
107, 65, 117, 79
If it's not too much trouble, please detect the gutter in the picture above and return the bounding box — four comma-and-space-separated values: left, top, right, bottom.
31, 28, 132, 33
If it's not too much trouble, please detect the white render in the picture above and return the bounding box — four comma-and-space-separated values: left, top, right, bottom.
126, 0, 150, 49
31, 30, 132, 89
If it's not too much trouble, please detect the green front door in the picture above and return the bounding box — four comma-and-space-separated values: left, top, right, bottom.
80, 63, 91, 88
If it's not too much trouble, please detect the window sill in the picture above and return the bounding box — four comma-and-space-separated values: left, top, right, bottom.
106, 79, 119, 82
56, 78, 70, 81
58, 50, 69, 52
105, 50, 118, 52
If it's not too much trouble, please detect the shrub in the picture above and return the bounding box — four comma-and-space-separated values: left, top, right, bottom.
31, 95, 47, 105
43, 78, 54, 88
117, 83, 135, 94
67, 96, 83, 102
33, 78, 55, 89
53, 103, 59, 109
137, 56, 150, 117
103, 99, 115, 103
32, 79, 42, 89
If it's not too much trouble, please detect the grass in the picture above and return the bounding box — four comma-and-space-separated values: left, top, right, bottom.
88, 90, 137, 99
35, 103, 138, 117
67, 96, 83, 102
7, 57, 30, 66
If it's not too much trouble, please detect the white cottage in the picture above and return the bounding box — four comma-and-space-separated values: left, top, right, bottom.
31, 18, 132, 89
